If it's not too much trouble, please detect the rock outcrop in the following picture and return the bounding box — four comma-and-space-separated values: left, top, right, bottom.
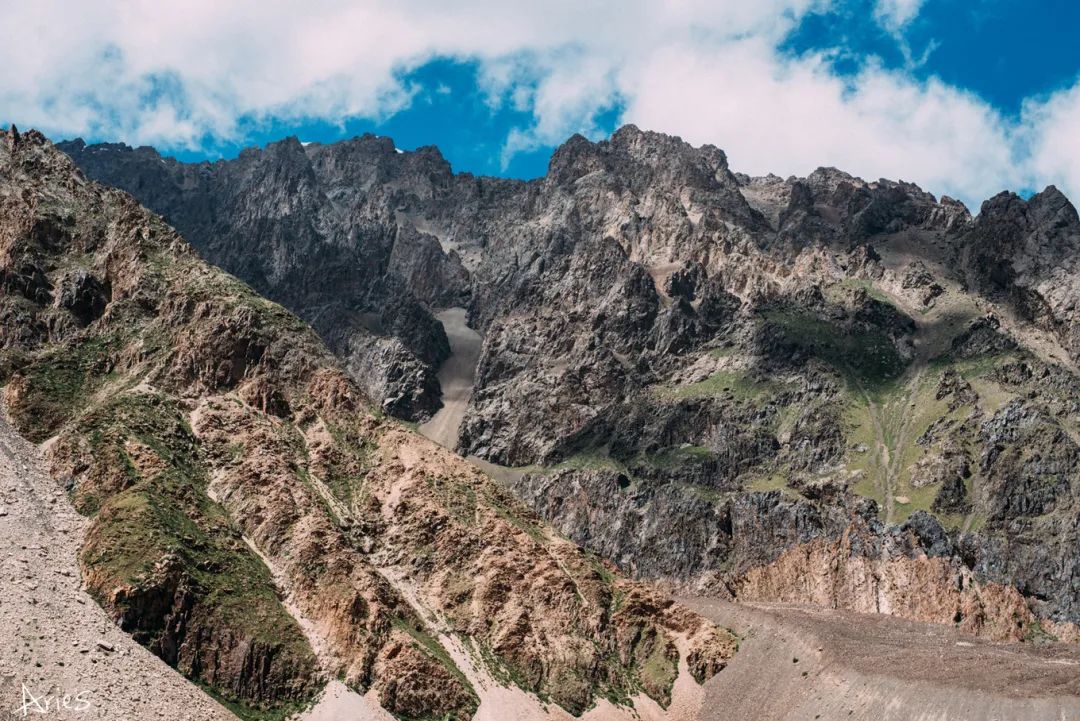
2, 129, 736, 719
59, 137, 462, 421
61, 126, 1080, 645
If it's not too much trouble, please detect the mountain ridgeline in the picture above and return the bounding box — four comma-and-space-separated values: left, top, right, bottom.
59, 126, 1080, 648
1, 128, 737, 721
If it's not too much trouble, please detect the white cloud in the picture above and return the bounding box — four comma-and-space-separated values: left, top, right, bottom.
0, 0, 823, 145
622, 40, 1017, 208
1023, 80, 1080, 201
0, 0, 1077, 209
873, 0, 925, 33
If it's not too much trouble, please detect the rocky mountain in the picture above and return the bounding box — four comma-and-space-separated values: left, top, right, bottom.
61, 136, 465, 421
0, 128, 737, 720
60, 125, 1080, 647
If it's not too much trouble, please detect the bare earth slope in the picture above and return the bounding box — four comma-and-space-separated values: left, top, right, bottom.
0, 414, 237, 720
418, 307, 482, 448
687, 597, 1080, 721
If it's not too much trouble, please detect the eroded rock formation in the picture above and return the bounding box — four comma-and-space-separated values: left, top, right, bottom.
1, 129, 735, 720
61, 126, 1080, 645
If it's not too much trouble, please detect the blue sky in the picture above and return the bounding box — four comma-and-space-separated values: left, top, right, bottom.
786, 0, 1080, 112
172, 59, 618, 180
3, 1, 1080, 208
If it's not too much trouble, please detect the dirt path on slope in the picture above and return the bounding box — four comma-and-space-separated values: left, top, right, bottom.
419, 308, 483, 450
0, 415, 237, 721
684, 596, 1080, 721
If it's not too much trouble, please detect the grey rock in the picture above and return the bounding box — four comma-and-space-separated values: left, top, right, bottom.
59, 125, 1080, 629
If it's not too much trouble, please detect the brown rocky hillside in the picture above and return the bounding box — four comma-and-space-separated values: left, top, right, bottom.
0, 127, 735, 721
62, 126, 1080, 644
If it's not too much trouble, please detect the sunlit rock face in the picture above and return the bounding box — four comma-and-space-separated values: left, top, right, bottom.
63, 125, 1080, 640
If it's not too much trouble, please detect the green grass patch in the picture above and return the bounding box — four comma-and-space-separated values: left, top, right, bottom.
929, 350, 1015, 380
475, 641, 545, 700
744, 473, 790, 492
9, 335, 118, 442
966, 512, 987, 533
657, 369, 780, 401
707, 345, 738, 359
74, 392, 319, 711
197, 683, 314, 721
552, 447, 629, 474
637, 638, 678, 707
891, 483, 940, 523
488, 500, 547, 544
425, 474, 478, 526
835, 278, 892, 304
180, 268, 310, 335
312, 422, 375, 511
645, 445, 713, 470
392, 618, 476, 699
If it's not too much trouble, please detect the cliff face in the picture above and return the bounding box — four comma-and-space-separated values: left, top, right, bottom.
1, 129, 735, 720
59, 136, 463, 421
61, 126, 1080, 643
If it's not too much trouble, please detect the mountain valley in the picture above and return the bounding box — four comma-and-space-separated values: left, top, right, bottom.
1, 128, 735, 721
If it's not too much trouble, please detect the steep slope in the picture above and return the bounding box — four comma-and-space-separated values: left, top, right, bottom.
0, 413, 237, 720
0, 128, 735, 720
60, 137, 464, 422
61, 127, 1080, 644
960, 187, 1080, 362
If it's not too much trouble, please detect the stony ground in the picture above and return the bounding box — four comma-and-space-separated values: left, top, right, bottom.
686, 596, 1080, 721
0, 414, 236, 721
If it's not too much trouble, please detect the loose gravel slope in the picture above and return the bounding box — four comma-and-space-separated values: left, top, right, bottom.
0, 414, 237, 720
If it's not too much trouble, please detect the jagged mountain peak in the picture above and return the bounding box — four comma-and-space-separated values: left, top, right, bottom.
8, 117, 1080, 718
1028, 184, 1080, 228
975, 185, 1080, 234
52, 125, 1080, 645
2, 129, 738, 719
547, 124, 737, 192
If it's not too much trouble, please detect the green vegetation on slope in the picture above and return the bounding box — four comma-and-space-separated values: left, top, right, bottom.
658, 368, 781, 401
71, 392, 320, 716
6, 335, 118, 442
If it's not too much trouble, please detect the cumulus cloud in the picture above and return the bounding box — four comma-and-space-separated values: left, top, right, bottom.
1, 0, 1077, 208
621, 41, 1017, 208
1023, 80, 1080, 201
0, 0, 819, 145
